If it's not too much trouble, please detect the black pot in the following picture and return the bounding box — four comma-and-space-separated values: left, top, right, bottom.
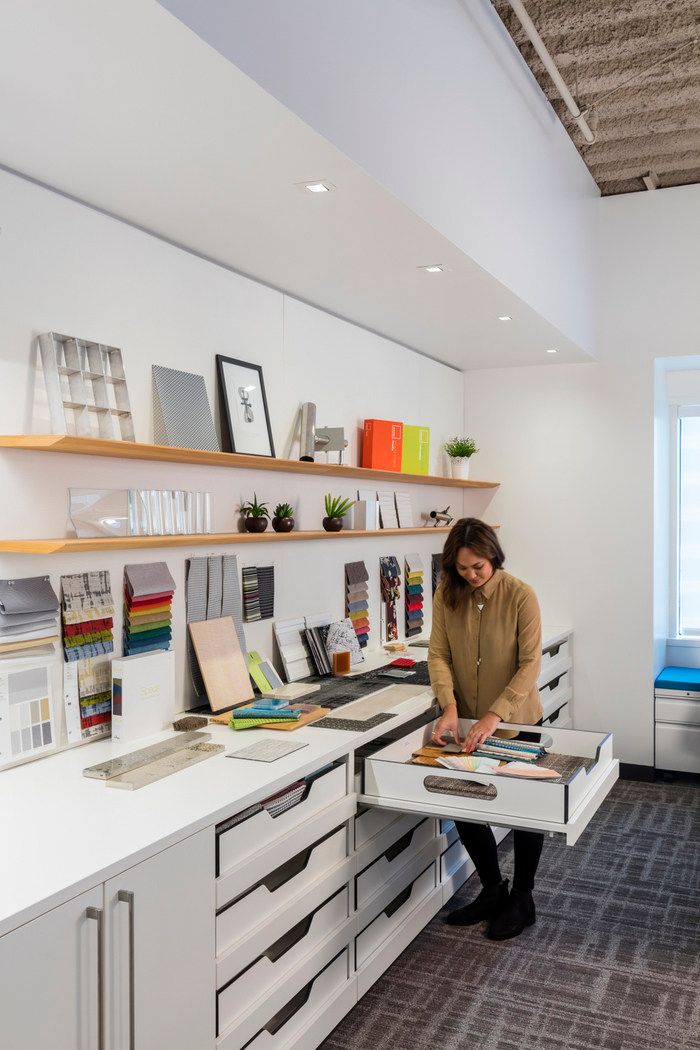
244, 516, 268, 533
322, 516, 343, 532
272, 516, 294, 533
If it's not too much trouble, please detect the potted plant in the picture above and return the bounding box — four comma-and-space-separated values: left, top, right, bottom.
444, 437, 479, 479
240, 493, 270, 533
272, 501, 295, 533
323, 494, 355, 532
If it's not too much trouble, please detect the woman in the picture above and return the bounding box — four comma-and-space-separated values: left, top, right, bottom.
428, 518, 543, 941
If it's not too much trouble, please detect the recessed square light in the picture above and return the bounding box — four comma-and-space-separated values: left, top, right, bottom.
420, 264, 444, 273
297, 180, 335, 193
498, 315, 512, 322
546, 348, 558, 354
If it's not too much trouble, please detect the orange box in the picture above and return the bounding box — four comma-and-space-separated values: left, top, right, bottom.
362, 419, 403, 471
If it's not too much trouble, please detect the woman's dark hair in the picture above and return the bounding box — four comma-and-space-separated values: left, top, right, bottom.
440, 518, 505, 609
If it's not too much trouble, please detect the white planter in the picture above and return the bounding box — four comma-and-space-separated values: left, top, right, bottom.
449, 456, 470, 479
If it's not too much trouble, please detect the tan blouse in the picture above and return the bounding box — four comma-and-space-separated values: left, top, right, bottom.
428, 568, 542, 726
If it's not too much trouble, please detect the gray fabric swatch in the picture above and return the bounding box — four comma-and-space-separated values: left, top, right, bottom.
124, 562, 175, 598
0, 576, 59, 616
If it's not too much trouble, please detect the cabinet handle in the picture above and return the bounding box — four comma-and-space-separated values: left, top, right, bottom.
86, 906, 104, 1050
117, 890, 135, 1050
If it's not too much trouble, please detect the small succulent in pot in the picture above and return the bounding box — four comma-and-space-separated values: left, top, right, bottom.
323, 493, 355, 532
272, 502, 295, 533
240, 492, 270, 533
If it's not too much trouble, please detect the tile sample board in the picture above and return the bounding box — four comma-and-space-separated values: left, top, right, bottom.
0, 659, 56, 769
152, 364, 219, 451
186, 555, 246, 699
189, 617, 254, 712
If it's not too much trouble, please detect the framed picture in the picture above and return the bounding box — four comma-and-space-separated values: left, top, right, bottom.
216, 355, 275, 458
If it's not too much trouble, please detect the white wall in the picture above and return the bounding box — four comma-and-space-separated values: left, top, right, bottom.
0, 169, 480, 741
466, 184, 700, 765
159, 0, 599, 357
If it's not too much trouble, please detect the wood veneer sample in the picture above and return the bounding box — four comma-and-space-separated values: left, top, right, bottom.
188, 617, 254, 712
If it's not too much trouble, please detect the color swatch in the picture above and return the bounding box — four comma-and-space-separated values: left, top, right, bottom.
405, 554, 424, 637
123, 562, 175, 656
0, 662, 56, 769
380, 555, 401, 642
345, 560, 370, 649
61, 571, 114, 741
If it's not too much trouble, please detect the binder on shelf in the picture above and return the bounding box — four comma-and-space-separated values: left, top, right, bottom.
401, 426, 430, 475
362, 419, 403, 472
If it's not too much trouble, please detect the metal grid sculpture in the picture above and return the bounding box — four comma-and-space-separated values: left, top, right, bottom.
39, 332, 135, 441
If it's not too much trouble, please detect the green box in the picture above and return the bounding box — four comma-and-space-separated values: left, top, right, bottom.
401, 425, 430, 475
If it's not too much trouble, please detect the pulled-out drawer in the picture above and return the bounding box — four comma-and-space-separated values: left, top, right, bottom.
655, 697, 700, 727
217, 887, 349, 1034
239, 949, 350, 1050
361, 720, 618, 845
356, 819, 433, 907
539, 671, 572, 719
216, 825, 348, 961
355, 863, 436, 967
217, 763, 347, 876
440, 838, 468, 880
539, 637, 571, 682
655, 721, 700, 774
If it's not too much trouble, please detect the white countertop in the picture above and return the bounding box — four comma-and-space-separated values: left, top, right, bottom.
0, 627, 570, 937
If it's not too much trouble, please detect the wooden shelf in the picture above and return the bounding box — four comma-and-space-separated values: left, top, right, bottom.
0, 435, 499, 490
0, 526, 461, 555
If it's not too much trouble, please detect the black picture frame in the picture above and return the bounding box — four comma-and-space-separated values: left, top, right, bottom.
216, 355, 276, 458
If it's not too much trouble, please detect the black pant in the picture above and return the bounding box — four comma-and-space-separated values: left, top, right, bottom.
455, 720, 545, 893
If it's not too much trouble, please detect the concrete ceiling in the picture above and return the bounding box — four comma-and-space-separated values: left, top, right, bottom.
0, 0, 588, 371
493, 0, 700, 195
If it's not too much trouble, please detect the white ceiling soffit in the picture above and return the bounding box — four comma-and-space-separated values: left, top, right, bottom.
0, 0, 589, 370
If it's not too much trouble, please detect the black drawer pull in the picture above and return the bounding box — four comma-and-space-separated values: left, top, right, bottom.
384, 821, 423, 863
541, 673, 564, 692
543, 642, 562, 659
384, 883, 414, 918
264, 844, 314, 892
266, 887, 344, 963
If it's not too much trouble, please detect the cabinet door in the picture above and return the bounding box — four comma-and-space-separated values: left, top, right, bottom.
0, 885, 104, 1050
105, 828, 214, 1050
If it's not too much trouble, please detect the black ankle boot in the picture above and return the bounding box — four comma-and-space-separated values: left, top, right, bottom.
446, 879, 509, 926
486, 888, 536, 940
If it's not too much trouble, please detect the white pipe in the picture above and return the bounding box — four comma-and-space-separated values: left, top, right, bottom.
506, 0, 596, 144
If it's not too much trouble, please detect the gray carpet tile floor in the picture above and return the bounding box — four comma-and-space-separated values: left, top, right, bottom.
322, 779, 700, 1050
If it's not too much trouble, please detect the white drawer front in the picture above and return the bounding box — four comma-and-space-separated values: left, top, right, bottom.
655, 697, 700, 727
216, 826, 348, 956
356, 863, 436, 967
539, 671, 572, 718
539, 638, 571, 681
355, 805, 404, 849
217, 764, 347, 876
356, 819, 434, 907
356, 811, 425, 870
217, 887, 349, 1033
240, 949, 350, 1050
440, 838, 468, 880
656, 722, 700, 774
216, 923, 353, 1050
362, 720, 618, 844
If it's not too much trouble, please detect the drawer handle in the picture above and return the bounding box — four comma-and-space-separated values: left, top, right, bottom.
85, 906, 104, 1050
384, 882, 414, 918
263, 948, 345, 1036
541, 674, 564, 692
264, 843, 315, 892
266, 887, 343, 963
117, 891, 135, 1050
424, 776, 498, 801
543, 642, 562, 658
384, 822, 422, 863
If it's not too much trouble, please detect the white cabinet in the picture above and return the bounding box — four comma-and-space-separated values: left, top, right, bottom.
105, 828, 214, 1050
0, 829, 214, 1050
0, 885, 103, 1050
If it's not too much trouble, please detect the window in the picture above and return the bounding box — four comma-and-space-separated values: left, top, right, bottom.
676, 407, 700, 636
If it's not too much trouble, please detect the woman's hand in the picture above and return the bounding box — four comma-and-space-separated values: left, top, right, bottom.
431, 703, 461, 747
462, 711, 502, 753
